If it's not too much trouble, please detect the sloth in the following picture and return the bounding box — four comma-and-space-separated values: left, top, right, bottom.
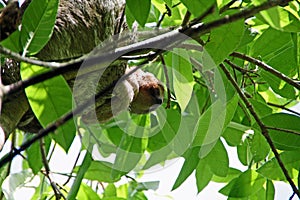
79, 67, 164, 124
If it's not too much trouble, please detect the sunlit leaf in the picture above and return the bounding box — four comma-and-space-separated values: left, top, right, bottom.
20, 63, 75, 151
180, 0, 215, 17
204, 19, 244, 68
77, 183, 101, 200
257, 151, 300, 181
126, 0, 151, 27
219, 169, 265, 198
20, 0, 58, 55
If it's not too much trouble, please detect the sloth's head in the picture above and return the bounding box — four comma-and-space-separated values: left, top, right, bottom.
130, 72, 164, 114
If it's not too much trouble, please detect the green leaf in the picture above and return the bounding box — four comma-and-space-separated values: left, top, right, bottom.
203, 19, 244, 68
0, 1, 4, 8
195, 160, 213, 193
212, 168, 242, 183
111, 134, 145, 177
20, 0, 58, 55
219, 169, 265, 198
171, 49, 194, 112
77, 183, 101, 200
26, 135, 51, 174
20, 63, 75, 151
2, 170, 34, 200
222, 122, 251, 146
180, 0, 215, 17
249, 130, 270, 162
260, 113, 300, 151
172, 147, 200, 190
237, 138, 251, 166
257, 151, 300, 181
103, 184, 117, 197
136, 181, 159, 191
0, 31, 21, 52
258, 6, 300, 32
266, 180, 275, 200
261, 70, 296, 100
80, 161, 123, 183
126, 0, 151, 27
192, 95, 239, 151
206, 140, 229, 177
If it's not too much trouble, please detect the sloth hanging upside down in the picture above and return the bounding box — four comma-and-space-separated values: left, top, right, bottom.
39, 0, 165, 124
75, 67, 165, 124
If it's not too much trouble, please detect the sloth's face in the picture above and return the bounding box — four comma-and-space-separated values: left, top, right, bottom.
130, 80, 164, 114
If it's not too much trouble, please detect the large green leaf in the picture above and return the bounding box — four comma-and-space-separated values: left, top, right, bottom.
195, 159, 213, 193
126, 0, 151, 27
172, 147, 200, 190
219, 169, 265, 198
20, 63, 75, 151
205, 140, 229, 177
192, 95, 238, 149
203, 19, 244, 68
257, 151, 300, 181
171, 49, 194, 112
20, 0, 58, 55
260, 113, 300, 151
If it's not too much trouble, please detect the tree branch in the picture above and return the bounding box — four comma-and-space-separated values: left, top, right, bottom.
231, 52, 300, 91
1, 0, 293, 98
219, 63, 300, 198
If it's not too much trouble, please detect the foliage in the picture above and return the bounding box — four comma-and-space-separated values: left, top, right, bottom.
1, 0, 300, 199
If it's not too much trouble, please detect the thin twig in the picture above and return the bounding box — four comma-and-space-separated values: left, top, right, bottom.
63, 151, 81, 186
231, 52, 300, 91
40, 138, 65, 200
267, 102, 300, 117
266, 126, 300, 136
181, 11, 191, 27
219, 63, 300, 198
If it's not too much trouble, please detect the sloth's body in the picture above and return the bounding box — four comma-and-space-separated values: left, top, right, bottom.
78, 67, 164, 124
